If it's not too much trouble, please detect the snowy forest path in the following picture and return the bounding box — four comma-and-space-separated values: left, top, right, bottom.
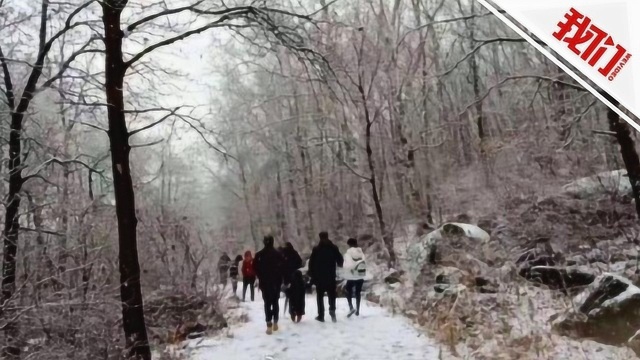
185, 294, 441, 360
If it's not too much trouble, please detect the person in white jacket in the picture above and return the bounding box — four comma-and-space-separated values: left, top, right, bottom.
343, 238, 366, 317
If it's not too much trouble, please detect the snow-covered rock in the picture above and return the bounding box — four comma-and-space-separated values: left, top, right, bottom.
553, 274, 640, 354
406, 223, 490, 282
562, 170, 631, 199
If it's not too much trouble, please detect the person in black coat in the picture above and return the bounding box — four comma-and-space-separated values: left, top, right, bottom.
229, 255, 243, 295
280, 242, 303, 322
286, 269, 306, 323
308, 231, 344, 323
282, 242, 303, 286
253, 235, 285, 334
218, 253, 231, 285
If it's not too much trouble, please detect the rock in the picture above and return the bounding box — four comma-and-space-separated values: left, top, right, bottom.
474, 276, 490, 287
384, 269, 404, 284
516, 237, 560, 266
561, 170, 631, 199
406, 222, 490, 283
171, 321, 208, 343
434, 284, 447, 293
434, 266, 472, 286
472, 276, 499, 293
434, 283, 466, 295
478, 286, 498, 294
520, 266, 595, 293
553, 274, 640, 352
184, 322, 207, 339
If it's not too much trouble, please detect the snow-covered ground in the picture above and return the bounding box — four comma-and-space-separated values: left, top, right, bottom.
185, 295, 441, 360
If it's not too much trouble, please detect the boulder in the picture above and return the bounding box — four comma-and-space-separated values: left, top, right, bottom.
406, 222, 490, 283
434, 283, 467, 295
432, 267, 495, 294
474, 276, 490, 287
553, 274, 640, 353
384, 269, 404, 284
435, 266, 472, 286
562, 170, 631, 199
520, 266, 595, 294
515, 237, 560, 266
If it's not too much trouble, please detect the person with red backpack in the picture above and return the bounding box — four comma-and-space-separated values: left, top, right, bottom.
241, 251, 256, 301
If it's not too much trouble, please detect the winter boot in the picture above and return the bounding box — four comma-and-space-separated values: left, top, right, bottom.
296, 315, 303, 323
266, 323, 273, 335
315, 316, 325, 322
347, 308, 356, 318
291, 314, 296, 322
330, 312, 337, 323
273, 323, 279, 332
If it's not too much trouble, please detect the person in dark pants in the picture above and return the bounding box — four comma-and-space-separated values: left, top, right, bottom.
343, 238, 366, 317
286, 269, 306, 323
282, 242, 304, 322
241, 251, 256, 301
218, 253, 231, 286
253, 235, 285, 335
309, 231, 344, 323
230, 254, 243, 296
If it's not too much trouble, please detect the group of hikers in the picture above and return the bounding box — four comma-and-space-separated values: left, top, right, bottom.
217, 231, 367, 335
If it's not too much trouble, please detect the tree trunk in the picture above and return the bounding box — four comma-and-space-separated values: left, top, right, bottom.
285, 140, 303, 243
0, 0, 53, 353
1, 109, 23, 357
101, 2, 151, 359
358, 76, 397, 266
604, 94, 640, 218
275, 168, 288, 244
238, 162, 260, 251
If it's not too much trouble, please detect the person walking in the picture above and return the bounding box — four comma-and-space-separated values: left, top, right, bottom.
281, 242, 303, 321
241, 251, 257, 301
308, 231, 344, 323
218, 253, 231, 286
253, 235, 285, 335
230, 254, 243, 296
343, 238, 366, 317
281, 242, 303, 286
286, 269, 306, 323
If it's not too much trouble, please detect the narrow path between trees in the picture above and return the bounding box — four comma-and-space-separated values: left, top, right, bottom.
186, 294, 440, 360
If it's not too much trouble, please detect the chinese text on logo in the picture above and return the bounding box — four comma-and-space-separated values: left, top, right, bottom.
552, 7, 632, 81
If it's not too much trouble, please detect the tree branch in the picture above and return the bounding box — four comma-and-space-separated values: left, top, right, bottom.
459, 75, 587, 118
125, 0, 206, 33
124, 11, 251, 69
128, 107, 181, 137
130, 138, 164, 148
41, 44, 103, 89
22, 157, 106, 185
15, 0, 96, 116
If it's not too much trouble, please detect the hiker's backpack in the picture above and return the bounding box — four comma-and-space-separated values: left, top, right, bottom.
353, 260, 367, 278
